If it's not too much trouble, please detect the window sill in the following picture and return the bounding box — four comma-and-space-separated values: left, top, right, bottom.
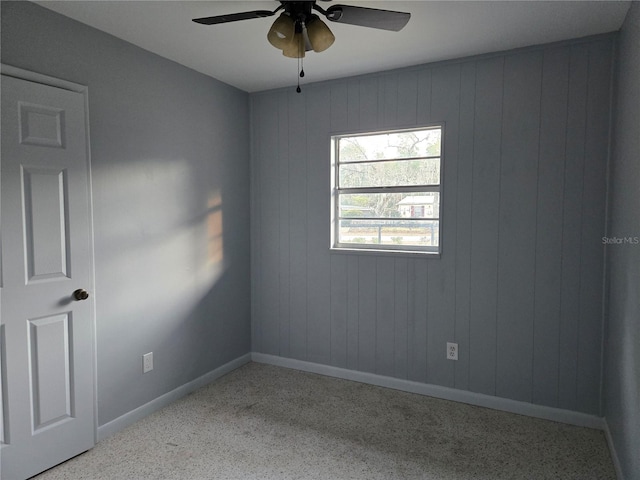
329, 247, 441, 259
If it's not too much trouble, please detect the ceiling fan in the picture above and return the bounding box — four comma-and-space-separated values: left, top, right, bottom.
192, 1, 411, 58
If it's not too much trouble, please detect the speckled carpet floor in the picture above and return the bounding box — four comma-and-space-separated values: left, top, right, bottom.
33, 362, 615, 480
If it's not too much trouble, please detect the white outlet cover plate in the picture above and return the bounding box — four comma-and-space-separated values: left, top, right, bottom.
143, 352, 153, 373
447, 342, 458, 361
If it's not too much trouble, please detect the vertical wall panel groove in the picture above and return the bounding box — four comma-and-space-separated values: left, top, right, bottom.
394, 258, 409, 379
306, 86, 332, 365
559, 44, 589, 411
288, 90, 308, 360
397, 70, 419, 127
278, 92, 291, 358
454, 61, 476, 391
376, 257, 395, 376
577, 40, 611, 415
533, 47, 570, 408
260, 94, 281, 356
347, 79, 360, 130
359, 77, 378, 132
417, 70, 432, 126
382, 73, 399, 129
468, 56, 504, 396
408, 259, 428, 383
330, 255, 347, 368
358, 257, 377, 373
346, 256, 359, 370
496, 51, 542, 403
250, 96, 264, 352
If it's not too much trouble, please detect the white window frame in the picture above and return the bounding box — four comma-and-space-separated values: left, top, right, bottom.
330, 125, 444, 255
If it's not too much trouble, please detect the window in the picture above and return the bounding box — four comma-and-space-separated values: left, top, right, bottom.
331, 126, 443, 254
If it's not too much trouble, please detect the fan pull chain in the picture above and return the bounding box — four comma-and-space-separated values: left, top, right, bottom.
295, 30, 304, 93
296, 55, 304, 93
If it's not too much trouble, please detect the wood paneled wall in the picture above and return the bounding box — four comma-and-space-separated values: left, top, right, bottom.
251, 36, 614, 415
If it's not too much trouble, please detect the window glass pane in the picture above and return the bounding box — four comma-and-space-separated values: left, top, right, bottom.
338, 128, 441, 162
339, 219, 439, 247
339, 192, 440, 219
339, 158, 440, 188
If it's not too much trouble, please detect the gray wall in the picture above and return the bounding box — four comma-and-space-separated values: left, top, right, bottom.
251, 35, 614, 415
1, 2, 251, 426
605, 2, 640, 478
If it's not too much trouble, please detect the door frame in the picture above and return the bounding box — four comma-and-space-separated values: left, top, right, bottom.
0, 63, 98, 444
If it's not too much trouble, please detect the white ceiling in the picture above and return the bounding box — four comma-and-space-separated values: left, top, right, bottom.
36, 1, 630, 93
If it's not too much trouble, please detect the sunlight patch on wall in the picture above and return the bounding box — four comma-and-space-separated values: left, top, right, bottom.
96, 159, 227, 327
207, 191, 224, 268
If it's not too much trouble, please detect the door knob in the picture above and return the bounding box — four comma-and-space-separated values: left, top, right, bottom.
73, 289, 89, 301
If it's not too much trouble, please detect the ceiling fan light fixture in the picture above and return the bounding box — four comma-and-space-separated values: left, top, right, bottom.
306, 15, 335, 53
267, 12, 295, 50
192, 1, 411, 92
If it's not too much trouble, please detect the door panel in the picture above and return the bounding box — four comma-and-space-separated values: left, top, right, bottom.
19, 102, 65, 148
23, 167, 71, 282
28, 313, 73, 431
1, 73, 95, 480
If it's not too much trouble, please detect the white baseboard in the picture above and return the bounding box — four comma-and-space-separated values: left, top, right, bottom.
251, 352, 606, 430
603, 419, 625, 480
96, 352, 607, 447
97, 353, 252, 441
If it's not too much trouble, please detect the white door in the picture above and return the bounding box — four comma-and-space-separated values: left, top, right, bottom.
0, 73, 95, 480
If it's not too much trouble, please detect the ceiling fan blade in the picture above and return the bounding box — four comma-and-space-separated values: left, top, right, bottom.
193, 10, 275, 25
324, 5, 410, 32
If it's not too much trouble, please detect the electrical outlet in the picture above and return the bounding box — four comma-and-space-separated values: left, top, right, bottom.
143, 352, 153, 373
447, 342, 458, 361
